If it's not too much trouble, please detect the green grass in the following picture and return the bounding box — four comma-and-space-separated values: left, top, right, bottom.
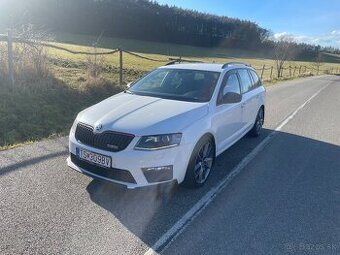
46, 33, 340, 83
45, 41, 340, 84
54, 33, 274, 59
0, 33, 339, 148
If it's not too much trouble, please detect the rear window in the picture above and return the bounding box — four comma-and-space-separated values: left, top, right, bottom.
237, 69, 253, 93
249, 70, 261, 89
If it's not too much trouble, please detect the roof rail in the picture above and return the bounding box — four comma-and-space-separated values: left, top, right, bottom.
222, 62, 250, 69
165, 58, 203, 66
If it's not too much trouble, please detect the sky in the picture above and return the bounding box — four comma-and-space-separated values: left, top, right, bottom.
156, 0, 340, 48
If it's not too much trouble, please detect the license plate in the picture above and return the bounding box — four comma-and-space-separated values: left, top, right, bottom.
77, 148, 112, 168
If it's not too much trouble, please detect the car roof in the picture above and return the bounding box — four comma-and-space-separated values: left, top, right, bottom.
160, 63, 224, 72
159, 62, 254, 73
159, 63, 254, 73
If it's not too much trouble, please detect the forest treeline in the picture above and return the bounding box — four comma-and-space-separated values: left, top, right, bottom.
0, 0, 338, 60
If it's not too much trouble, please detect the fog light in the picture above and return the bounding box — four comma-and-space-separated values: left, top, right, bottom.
142, 165, 173, 172
142, 165, 174, 183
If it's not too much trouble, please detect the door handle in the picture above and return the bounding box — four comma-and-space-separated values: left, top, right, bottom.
241, 102, 246, 108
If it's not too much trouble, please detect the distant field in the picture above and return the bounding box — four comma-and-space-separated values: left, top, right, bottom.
54, 33, 274, 59
47, 33, 340, 85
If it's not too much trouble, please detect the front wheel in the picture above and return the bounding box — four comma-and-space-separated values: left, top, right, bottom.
249, 107, 264, 137
182, 136, 215, 189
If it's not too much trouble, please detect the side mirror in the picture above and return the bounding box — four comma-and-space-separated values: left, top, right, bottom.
126, 82, 132, 88
223, 92, 242, 104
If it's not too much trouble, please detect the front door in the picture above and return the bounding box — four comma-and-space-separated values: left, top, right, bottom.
212, 71, 245, 154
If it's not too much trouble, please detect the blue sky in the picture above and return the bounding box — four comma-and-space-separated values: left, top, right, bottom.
156, 0, 340, 48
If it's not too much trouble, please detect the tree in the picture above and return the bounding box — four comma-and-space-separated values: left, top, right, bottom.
273, 35, 297, 78
0, 0, 271, 50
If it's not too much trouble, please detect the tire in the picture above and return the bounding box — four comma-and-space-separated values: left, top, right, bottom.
249, 107, 264, 137
182, 135, 215, 189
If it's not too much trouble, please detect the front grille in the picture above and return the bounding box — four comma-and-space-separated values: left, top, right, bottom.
75, 123, 134, 152
70, 154, 136, 184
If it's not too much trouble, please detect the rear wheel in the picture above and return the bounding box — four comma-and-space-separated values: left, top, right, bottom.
249, 107, 264, 137
182, 136, 215, 189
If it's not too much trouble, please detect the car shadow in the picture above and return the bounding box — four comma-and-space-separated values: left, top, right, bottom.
85, 128, 340, 250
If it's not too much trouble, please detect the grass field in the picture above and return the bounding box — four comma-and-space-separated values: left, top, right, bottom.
47, 33, 340, 85
1, 33, 340, 149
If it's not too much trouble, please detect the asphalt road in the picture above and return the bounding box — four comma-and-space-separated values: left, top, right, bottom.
1, 75, 339, 255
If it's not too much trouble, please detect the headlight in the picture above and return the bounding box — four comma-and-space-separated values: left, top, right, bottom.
135, 133, 182, 150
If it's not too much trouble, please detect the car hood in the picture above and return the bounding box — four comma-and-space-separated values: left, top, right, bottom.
77, 92, 209, 136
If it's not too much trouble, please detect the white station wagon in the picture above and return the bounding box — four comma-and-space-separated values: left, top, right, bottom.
67, 62, 266, 189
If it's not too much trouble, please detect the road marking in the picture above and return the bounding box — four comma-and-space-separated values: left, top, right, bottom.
144, 84, 330, 255
275, 84, 329, 131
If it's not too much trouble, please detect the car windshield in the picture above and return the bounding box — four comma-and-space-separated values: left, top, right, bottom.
129, 68, 220, 102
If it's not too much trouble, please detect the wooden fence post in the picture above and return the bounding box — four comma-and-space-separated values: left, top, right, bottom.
260, 64, 265, 80
7, 29, 14, 85
299, 65, 302, 75
119, 48, 123, 86
270, 66, 273, 80
317, 65, 319, 75
289, 66, 292, 77
293, 66, 296, 76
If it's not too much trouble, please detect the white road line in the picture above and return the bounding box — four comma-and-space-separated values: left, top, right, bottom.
144, 83, 330, 255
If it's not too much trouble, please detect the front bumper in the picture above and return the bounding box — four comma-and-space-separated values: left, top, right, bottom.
67, 133, 191, 189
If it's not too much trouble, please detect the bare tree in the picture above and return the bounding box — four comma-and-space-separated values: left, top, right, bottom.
273, 35, 297, 78
86, 32, 105, 79
14, 24, 52, 78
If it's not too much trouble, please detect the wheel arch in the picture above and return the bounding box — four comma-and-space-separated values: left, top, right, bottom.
181, 132, 216, 188
203, 132, 216, 155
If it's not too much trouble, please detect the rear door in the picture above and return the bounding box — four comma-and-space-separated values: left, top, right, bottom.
237, 69, 259, 129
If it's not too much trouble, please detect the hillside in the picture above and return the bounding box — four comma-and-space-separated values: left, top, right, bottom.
0, 0, 268, 49
1, 0, 336, 61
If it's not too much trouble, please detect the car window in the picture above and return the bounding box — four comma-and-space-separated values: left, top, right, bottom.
249, 70, 261, 89
222, 73, 241, 96
217, 72, 241, 105
237, 69, 253, 93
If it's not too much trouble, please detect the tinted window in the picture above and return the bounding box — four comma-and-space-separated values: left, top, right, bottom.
238, 69, 253, 93
223, 73, 241, 96
249, 70, 261, 89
